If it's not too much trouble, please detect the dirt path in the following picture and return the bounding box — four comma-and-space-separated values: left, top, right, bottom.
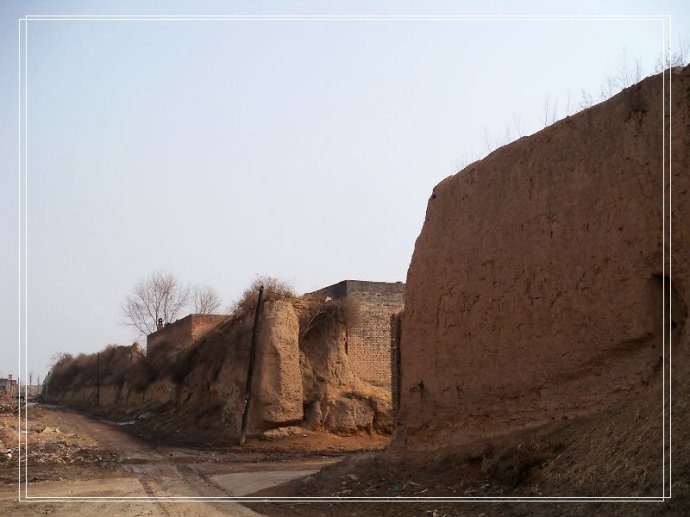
1, 405, 341, 516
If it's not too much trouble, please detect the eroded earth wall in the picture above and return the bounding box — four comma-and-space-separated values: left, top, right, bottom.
44, 299, 392, 441
396, 66, 689, 452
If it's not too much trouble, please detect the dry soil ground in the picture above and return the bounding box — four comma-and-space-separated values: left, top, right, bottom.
0, 402, 385, 516
2, 401, 687, 516
247, 393, 689, 517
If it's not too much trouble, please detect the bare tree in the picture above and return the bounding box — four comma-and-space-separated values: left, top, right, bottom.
503, 125, 512, 145
482, 126, 495, 153
674, 36, 690, 66
540, 96, 559, 127
654, 36, 690, 73
579, 89, 594, 110
228, 275, 295, 316
121, 272, 191, 335
453, 149, 479, 172
512, 113, 523, 137
193, 286, 222, 314
540, 96, 551, 127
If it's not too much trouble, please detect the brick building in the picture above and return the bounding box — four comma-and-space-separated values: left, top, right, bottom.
0, 375, 18, 399
146, 314, 227, 356
308, 280, 405, 388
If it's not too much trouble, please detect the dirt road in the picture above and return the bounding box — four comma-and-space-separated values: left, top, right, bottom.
0, 405, 344, 516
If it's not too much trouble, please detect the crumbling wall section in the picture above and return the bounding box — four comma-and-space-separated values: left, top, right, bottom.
253, 301, 304, 426
309, 281, 405, 387
44, 297, 394, 441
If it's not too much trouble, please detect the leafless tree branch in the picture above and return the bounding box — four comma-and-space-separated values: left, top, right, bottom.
193, 286, 222, 314
121, 272, 191, 335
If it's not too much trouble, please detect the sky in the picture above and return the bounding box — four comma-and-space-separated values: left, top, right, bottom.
0, 0, 688, 381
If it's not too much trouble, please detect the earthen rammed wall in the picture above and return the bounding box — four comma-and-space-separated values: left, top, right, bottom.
396, 66, 690, 452
44, 299, 394, 439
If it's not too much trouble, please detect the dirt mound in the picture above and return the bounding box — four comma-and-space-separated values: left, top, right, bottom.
0, 406, 120, 484
250, 369, 690, 514
396, 65, 688, 455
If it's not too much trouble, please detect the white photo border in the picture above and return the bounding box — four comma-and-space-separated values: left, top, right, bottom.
17, 13, 673, 504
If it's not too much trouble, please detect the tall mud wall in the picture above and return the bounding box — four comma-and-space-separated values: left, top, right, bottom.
253, 301, 304, 425
396, 66, 689, 452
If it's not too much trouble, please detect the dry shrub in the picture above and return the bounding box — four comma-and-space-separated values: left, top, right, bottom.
168, 347, 196, 384
128, 359, 153, 392
205, 323, 248, 382
144, 340, 181, 380
99, 344, 142, 386
165, 315, 252, 385
46, 352, 95, 395
228, 275, 296, 318
47, 353, 76, 393
127, 339, 197, 387
45, 276, 294, 402
47, 344, 147, 395
299, 297, 360, 339
128, 306, 250, 390
338, 297, 360, 326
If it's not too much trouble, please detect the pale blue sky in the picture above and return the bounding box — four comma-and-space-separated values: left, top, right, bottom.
1, 1, 688, 380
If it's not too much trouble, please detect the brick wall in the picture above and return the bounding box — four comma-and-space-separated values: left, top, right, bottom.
189, 314, 227, 342
309, 280, 405, 387
146, 314, 227, 356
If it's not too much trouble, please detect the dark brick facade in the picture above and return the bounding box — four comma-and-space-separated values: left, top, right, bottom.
309, 280, 405, 387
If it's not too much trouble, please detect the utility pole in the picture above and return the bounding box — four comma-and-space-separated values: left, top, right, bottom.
96, 352, 100, 408
239, 285, 264, 446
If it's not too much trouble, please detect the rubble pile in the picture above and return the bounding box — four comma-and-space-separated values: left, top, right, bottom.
0, 401, 20, 415
0, 410, 119, 471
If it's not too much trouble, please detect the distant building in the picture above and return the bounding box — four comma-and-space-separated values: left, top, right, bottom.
0, 375, 18, 398
146, 314, 227, 356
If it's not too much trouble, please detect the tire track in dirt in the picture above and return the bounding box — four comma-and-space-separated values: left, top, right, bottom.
136, 476, 172, 517
40, 406, 264, 516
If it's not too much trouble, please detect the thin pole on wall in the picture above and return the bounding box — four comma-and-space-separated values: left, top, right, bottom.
239, 285, 265, 446
96, 352, 100, 408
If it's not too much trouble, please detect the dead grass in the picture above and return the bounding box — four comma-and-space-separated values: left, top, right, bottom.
47, 344, 145, 395
479, 438, 561, 489
298, 297, 360, 340
228, 275, 296, 318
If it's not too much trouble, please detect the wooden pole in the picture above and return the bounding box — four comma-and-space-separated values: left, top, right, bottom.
239, 285, 264, 445
96, 352, 100, 407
